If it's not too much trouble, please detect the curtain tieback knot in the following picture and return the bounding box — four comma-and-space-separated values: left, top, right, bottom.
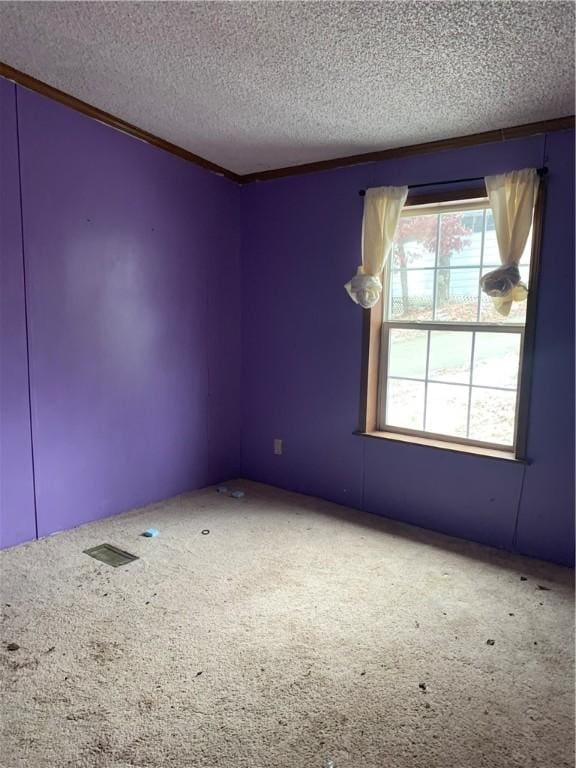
346, 267, 382, 308
480, 264, 528, 317
480, 264, 527, 298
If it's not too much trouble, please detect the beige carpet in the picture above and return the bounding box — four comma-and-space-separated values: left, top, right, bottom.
0, 480, 574, 768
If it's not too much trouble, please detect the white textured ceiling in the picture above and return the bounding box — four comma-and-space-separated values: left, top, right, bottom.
0, 1, 574, 175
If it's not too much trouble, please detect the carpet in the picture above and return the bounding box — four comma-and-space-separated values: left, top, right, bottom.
1, 480, 573, 768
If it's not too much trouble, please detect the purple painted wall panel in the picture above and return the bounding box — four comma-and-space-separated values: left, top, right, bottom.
1, 72, 573, 565
206, 185, 242, 483
514, 130, 575, 565
14, 86, 241, 538
0, 79, 37, 547
241, 166, 372, 510
241, 133, 575, 566
362, 441, 523, 551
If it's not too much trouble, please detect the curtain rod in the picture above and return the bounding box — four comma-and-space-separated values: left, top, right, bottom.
358, 167, 548, 196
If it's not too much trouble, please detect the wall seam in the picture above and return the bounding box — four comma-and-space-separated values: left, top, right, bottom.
204, 194, 213, 485
360, 439, 366, 512
14, 85, 39, 540
511, 130, 549, 554
511, 464, 528, 552
238, 187, 247, 479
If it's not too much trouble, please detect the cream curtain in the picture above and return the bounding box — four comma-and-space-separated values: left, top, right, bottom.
345, 185, 408, 308
480, 168, 539, 316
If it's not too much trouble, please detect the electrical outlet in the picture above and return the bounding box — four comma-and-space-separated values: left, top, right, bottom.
273, 438, 283, 455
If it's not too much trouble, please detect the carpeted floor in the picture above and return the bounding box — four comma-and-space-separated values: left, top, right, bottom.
0, 480, 574, 768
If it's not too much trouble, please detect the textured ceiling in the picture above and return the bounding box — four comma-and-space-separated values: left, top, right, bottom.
0, 1, 574, 175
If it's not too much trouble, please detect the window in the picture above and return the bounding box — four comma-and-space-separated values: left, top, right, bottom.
359, 188, 543, 459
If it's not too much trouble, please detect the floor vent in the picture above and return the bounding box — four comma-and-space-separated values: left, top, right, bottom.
83, 543, 139, 567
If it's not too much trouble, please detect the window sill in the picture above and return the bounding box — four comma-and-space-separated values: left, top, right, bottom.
353, 430, 529, 464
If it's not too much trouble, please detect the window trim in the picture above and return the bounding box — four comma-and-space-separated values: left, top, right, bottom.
357, 181, 546, 461
352, 428, 529, 464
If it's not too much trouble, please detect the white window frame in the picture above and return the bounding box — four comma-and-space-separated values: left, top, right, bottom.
377, 197, 528, 453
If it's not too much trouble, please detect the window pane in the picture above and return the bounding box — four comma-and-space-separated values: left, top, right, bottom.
386, 379, 425, 430
388, 329, 428, 379
483, 210, 499, 266
460, 209, 486, 237
520, 229, 533, 266
425, 383, 469, 438
439, 211, 479, 267
389, 269, 434, 321
483, 210, 532, 267
479, 265, 529, 324
394, 214, 438, 269
469, 388, 517, 446
428, 331, 472, 384
472, 333, 521, 389
434, 268, 480, 321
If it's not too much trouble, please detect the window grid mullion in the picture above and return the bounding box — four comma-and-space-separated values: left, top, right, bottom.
476, 209, 487, 322
431, 214, 441, 320
378, 325, 391, 430
466, 331, 477, 438
386, 374, 517, 394
384, 321, 523, 333
398, 265, 489, 272
422, 330, 431, 432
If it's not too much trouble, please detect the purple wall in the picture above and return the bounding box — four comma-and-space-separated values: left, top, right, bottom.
241, 131, 575, 566
1, 73, 573, 566
514, 130, 575, 563
0, 79, 37, 548
1, 81, 241, 542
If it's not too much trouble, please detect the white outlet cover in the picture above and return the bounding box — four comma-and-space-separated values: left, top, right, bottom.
273, 438, 283, 455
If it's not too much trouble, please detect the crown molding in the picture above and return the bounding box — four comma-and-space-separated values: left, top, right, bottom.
0, 62, 242, 183
1, 62, 573, 186
241, 115, 575, 183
